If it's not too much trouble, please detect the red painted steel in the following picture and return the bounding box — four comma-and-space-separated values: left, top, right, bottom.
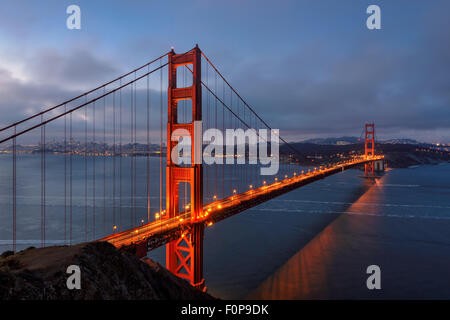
364, 123, 375, 176
165, 46, 205, 290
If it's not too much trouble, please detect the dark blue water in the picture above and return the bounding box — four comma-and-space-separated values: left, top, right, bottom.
0, 154, 168, 248
0, 153, 299, 249
152, 163, 450, 299
234, 164, 450, 299
1, 153, 449, 299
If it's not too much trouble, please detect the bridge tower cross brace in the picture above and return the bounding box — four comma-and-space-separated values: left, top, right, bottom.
165, 46, 205, 290
364, 123, 375, 176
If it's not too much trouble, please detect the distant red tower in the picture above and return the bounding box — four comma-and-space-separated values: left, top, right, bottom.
364, 123, 375, 176
165, 46, 205, 290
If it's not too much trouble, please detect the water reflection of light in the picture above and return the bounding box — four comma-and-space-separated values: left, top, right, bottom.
248, 176, 387, 299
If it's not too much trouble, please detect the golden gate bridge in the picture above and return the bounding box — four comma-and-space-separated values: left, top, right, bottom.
0, 46, 383, 291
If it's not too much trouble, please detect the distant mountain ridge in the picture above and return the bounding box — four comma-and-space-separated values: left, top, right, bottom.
302, 136, 421, 145
281, 138, 449, 168
302, 136, 360, 145
381, 138, 421, 145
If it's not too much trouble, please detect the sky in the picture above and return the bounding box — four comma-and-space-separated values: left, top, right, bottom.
0, 0, 449, 143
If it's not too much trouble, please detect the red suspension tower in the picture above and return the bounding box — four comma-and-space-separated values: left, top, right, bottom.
165, 46, 205, 290
364, 123, 375, 176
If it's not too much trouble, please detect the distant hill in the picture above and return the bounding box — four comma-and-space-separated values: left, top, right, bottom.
302, 136, 360, 145
280, 140, 449, 168
302, 137, 423, 146
382, 138, 421, 145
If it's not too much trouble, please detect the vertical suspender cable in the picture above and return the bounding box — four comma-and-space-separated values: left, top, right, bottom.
84, 96, 88, 241
93, 100, 96, 239
214, 72, 217, 199
70, 113, 73, 245
159, 59, 163, 216
41, 114, 46, 247
64, 104, 67, 244
134, 79, 137, 224
230, 89, 233, 197
119, 81, 123, 230
103, 87, 106, 235
12, 126, 16, 252
222, 79, 225, 199
146, 67, 150, 223
133, 73, 137, 225
40, 115, 43, 247
113, 91, 116, 230
134, 75, 137, 224
184, 66, 187, 209
206, 61, 209, 202
130, 84, 133, 227
252, 114, 255, 186
44, 121, 46, 246
159, 58, 163, 263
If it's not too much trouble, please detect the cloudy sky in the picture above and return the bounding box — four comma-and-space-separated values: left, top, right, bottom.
0, 0, 449, 143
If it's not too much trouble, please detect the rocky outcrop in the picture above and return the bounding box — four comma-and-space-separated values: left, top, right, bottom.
0, 242, 214, 300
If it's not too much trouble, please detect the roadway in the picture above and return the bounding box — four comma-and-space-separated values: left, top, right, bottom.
99, 155, 384, 254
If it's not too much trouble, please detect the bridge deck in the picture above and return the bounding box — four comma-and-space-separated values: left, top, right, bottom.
99, 156, 383, 253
